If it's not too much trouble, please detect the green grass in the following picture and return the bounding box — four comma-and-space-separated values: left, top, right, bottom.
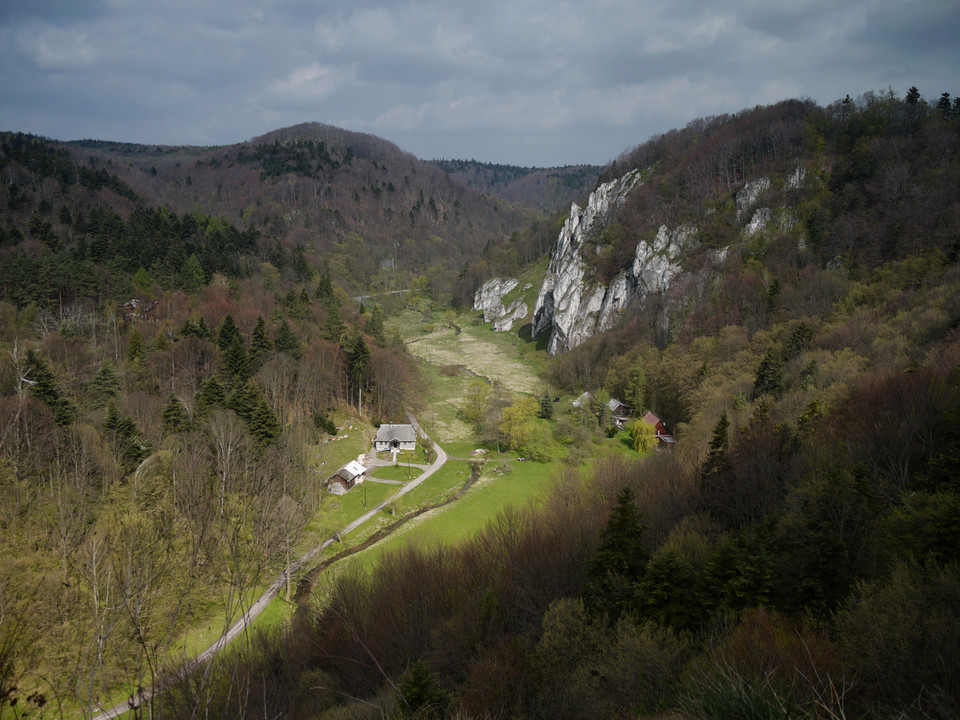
336, 457, 562, 574
367, 464, 423, 482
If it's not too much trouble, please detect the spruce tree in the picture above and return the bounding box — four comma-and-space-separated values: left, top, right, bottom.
366, 305, 386, 345
249, 398, 281, 447
195, 376, 225, 417
223, 336, 249, 381
249, 314, 271, 370
584, 485, 648, 618
87, 362, 120, 407
126, 330, 145, 364
274, 319, 302, 359
537, 389, 553, 419
161, 395, 191, 432
217, 314, 241, 353
25, 350, 76, 426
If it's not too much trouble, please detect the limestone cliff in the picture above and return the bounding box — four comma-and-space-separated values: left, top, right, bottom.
473, 277, 529, 332
530, 167, 806, 355
531, 170, 691, 354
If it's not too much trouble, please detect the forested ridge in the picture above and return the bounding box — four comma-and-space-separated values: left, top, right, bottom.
1, 88, 960, 720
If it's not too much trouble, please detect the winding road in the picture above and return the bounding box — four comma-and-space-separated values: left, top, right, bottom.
91, 414, 446, 720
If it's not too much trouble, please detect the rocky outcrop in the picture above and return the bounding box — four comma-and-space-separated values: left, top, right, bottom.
474, 277, 528, 331
531, 170, 693, 355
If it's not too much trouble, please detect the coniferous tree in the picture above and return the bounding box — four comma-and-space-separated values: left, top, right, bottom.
584, 485, 649, 618
127, 329, 145, 364
346, 332, 371, 401
87, 362, 120, 407
25, 350, 76, 426
195, 376, 226, 417
161, 395, 191, 433
274, 319, 302, 359
222, 335, 249, 381
217, 314, 241, 353
702, 412, 730, 486
752, 348, 784, 399
538, 389, 554, 419
366, 305, 386, 345
249, 314, 271, 370
249, 398, 282, 447
324, 301, 346, 343
315, 260, 334, 302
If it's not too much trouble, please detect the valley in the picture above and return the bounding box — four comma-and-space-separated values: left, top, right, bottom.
2, 89, 960, 720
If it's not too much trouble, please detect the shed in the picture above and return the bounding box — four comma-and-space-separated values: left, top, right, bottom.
608, 398, 631, 418
374, 423, 417, 452
572, 391, 594, 408
327, 460, 367, 495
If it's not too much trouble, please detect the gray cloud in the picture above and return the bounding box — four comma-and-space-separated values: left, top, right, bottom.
0, 0, 956, 165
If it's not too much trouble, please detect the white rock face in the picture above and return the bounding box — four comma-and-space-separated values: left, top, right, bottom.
474, 277, 528, 332
736, 177, 771, 223
532, 170, 691, 355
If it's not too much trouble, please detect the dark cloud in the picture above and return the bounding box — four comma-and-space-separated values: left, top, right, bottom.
0, 0, 956, 166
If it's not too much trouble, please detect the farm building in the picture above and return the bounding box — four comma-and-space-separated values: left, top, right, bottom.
374, 423, 417, 452
572, 391, 594, 408
327, 460, 367, 495
608, 398, 631, 420
642, 411, 677, 447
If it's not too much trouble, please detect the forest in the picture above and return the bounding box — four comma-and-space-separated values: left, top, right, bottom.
1, 88, 959, 719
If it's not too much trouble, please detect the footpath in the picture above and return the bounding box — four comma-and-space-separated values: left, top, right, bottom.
91, 415, 446, 720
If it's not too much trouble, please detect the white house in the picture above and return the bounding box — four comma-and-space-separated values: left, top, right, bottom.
374, 423, 417, 452
327, 460, 368, 495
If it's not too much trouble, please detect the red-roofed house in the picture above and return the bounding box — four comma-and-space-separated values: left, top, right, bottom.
642, 411, 677, 447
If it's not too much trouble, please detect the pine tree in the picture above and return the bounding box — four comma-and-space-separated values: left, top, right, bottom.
25, 350, 76, 426
217, 314, 241, 353
274, 320, 302, 359
126, 330, 145, 364
584, 486, 648, 618
537, 389, 553, 419
161, 395, 191, 432
249, 314, 271, 370
87, 362, 120, 407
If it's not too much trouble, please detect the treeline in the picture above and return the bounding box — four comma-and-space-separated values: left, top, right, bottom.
0, 131, 138, 201
162, 346, 960, 719
0, 205, 262, 307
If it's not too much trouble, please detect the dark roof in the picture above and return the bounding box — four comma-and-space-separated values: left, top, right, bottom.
375, 423, 417, 444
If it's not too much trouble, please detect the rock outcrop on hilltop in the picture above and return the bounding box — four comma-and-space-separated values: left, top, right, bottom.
531, 167, 805, 355
531, 170, 692, 354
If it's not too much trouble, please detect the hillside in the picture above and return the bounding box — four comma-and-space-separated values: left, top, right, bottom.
429, 159, 602, 212
0, 123, 536, 306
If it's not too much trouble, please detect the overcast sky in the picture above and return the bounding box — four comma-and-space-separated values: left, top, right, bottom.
1, 0, 957, 167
